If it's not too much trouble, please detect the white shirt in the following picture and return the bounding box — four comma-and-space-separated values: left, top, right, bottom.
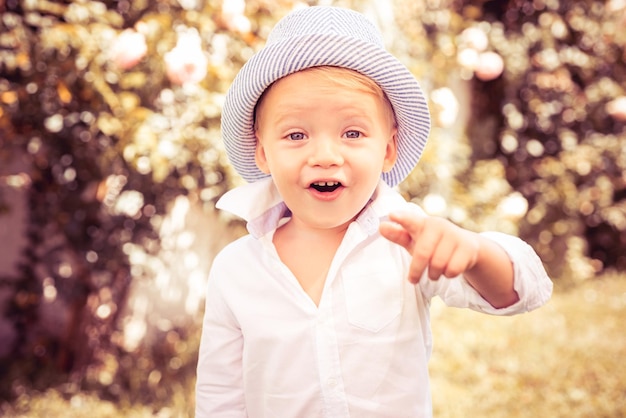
195, 178, 552, 418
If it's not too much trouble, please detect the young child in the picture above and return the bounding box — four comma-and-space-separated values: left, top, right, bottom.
196, 6, 552, 417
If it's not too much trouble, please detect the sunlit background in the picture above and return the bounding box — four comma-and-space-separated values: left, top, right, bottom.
0, 0, 625, 416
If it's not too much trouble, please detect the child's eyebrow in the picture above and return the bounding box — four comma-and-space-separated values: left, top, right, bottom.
267, 109, 303, 125
272, 107, 372, 125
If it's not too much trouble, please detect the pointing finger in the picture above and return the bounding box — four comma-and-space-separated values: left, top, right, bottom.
379, 220, 414, 252
386, 211, 427, 239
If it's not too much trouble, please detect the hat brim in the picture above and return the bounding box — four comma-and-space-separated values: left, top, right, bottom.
221, 32, 431, 187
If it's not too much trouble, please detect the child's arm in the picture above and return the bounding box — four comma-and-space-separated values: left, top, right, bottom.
379, 211, 519, 309
195, 274, 246, 417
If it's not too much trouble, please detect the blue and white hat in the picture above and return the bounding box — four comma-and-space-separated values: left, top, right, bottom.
221, 6, 431, 187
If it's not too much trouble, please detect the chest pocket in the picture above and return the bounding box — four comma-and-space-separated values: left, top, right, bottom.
342, 261, 403, 333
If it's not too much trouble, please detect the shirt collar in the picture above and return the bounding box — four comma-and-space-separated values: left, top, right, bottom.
216, 177, 408, 239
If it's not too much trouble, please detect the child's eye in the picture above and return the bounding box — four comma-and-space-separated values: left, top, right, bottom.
344, 130, 362, 139
287, 132, 306, 141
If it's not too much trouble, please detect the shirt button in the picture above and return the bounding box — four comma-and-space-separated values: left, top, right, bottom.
327, 378, 337, 387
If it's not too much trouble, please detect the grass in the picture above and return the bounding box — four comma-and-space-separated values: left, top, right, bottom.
430, 273, 626, 418
1, 274, 625, 417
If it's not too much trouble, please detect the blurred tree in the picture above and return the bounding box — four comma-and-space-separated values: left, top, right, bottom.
394, 0, 626, 282
0, 0, 254, 404
468, 0, 626, 281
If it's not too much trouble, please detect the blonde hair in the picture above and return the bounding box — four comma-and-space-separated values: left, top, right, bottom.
254, 66, 397, 129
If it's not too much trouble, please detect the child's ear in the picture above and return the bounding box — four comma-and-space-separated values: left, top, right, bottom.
254, 134, 271, 174
382, 129, 398, 173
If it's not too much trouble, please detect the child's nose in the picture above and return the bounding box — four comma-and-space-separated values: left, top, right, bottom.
307, 136, 344, 168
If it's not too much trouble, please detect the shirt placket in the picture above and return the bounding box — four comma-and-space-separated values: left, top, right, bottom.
315, 222, 373, 417
316, 287, 350, 417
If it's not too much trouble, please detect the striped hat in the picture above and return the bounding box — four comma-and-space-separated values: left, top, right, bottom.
221, 6, 431, 187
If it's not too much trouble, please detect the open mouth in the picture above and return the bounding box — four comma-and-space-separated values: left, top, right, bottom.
310, 181, 342, 193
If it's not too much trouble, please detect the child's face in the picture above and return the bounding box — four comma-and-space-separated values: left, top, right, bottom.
254, 69, 397, 231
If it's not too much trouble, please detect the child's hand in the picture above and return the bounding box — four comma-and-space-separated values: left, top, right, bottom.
379, 211, 480, 284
